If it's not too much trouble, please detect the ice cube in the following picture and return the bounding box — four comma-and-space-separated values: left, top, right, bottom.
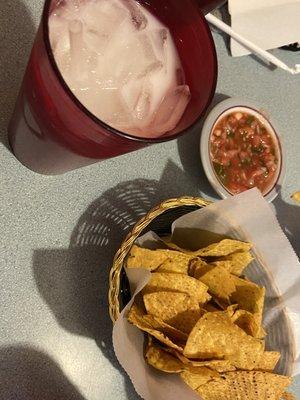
120, 0, 147, 30
149, 28, 168, 64
133, 81, 152, 122
121, 78, 152, 129
68, 20, 90, 80
150, 85, 191, 135
108, 33, 162, 84
82, 1, 127, 55
121, 79, 142, 112
49, 14, 67, 51
84, 29, 110, 56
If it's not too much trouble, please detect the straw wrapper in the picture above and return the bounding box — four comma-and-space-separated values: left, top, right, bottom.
113, 189, 300, 400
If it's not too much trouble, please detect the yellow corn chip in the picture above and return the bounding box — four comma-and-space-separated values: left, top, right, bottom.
213, 297, 230, 310
256, 351, 281, 372
145, 343, 184, 373
217, 251, 253, 276
189, 258, 208, 277
169, 350, 236, 372
195, 239, 252, 257
162, 239, 251, 258
203, 302, 221, 313
128, 303, 184, 352
226, 341, 265, 371
230, 276, 265, 326
127, 245, 194, 272
181, 367, 219, 390
161, 240, 187, 252
184, 312, 264, 370
209, 260, 233, 272
143, 291, 203, 334
192, 261, 236, 300
142, 272, 210, 304
143, 314, 188, 342
231, 309, 266, 338
129, 302, 188, 341
225, 304, 239, 318
126, 245, 169, 270
156, 251, 192, 274
196, 371, 291, 400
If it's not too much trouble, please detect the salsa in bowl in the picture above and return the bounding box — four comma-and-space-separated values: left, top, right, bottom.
200, 99, 284, 202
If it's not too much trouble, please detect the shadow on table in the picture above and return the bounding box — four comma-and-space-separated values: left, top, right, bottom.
0, 1, 36, 148
210, 4, 231, 53
177, 92, 229, 199
273, 191, 300, 257
32, 161, 200, 399
0, 345, 86, 400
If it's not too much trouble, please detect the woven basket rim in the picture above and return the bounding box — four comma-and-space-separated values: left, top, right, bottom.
108, 196, 211, 323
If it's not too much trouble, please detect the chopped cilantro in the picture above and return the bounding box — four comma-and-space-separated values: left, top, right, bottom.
227, 130, 235, 138
252, 144, 264, 153
213, 163, 227, 183
246, 116, 255, 125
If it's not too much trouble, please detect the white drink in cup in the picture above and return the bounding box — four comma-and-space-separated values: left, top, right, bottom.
49, 0, 191, 138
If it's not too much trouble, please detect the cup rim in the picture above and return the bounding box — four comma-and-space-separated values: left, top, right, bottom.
200, 98, 285, 202
42, 0, 218, 143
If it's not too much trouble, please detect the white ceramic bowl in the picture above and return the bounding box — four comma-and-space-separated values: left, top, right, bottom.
200, 98, 285, 202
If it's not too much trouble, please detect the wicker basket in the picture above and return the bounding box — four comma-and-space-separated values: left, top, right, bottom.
108, 196, 211, 323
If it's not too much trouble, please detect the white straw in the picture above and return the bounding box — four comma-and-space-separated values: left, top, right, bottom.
206, 13, 300, 75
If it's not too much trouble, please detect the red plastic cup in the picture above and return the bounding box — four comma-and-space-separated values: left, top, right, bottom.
8, 0, 221, 174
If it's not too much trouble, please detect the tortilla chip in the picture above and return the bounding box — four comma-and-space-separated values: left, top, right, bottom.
126, 245, 169, 270
196, 371, 291, 400
143, 314, 188, 342
145, 343, 184, 373
195, 239, 252, 257
209, 260, 233, 273
161, 240, 188, 252
169, 350, 236, 372
129, 302, 188, 341
213, 297, 230, 310
142, 273, 210, 304
256, 351, 281, 372
203, 302, 221, 313
225, 304, 239, 318
128, 303, 184, 352
156, 252, 192, 274
226, 340, 265, 371
231, 309, 266, 338
143, 291, 203, 334
127, 245, 194, 272
188, 258, 208, 277
192, 261, 236, 300
230, 276, 265, 326
183, 312, 264, 370
217, 251, 253, 276
162, 239, 252, 258
181, 367, 219, 390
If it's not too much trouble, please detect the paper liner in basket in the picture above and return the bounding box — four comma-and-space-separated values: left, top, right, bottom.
112, 188, 300, 400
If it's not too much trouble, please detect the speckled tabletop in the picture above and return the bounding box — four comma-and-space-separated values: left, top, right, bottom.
0, 1, 300, 399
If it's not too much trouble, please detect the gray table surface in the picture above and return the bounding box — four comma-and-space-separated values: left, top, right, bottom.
1, 1, 300, 399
